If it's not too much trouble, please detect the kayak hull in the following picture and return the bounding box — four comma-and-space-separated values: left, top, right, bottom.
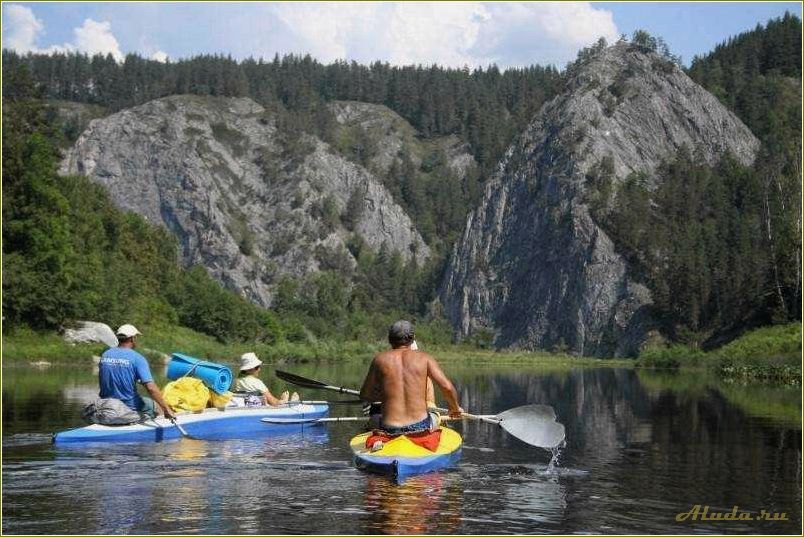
350, 427, 462, 482
53, 403, 328, 444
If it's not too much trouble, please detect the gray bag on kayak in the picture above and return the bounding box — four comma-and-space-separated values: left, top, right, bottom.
82, 398, 142, 425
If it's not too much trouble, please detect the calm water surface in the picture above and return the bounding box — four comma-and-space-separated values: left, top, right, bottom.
2, 361, 801, 534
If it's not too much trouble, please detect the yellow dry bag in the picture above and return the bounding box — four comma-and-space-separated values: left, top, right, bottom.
208, 390, 233, 409
163, 377, 210, 412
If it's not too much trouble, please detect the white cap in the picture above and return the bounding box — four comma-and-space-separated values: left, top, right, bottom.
410, 340, 419, 350
239, 352, 263, 371
116, 324, 141, 338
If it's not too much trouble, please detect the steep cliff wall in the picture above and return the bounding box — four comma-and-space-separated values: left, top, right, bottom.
60, 95, 432, 306
441, 43, 759, 356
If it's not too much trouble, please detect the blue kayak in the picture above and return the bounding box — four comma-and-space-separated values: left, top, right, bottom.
53, 403, 328, 444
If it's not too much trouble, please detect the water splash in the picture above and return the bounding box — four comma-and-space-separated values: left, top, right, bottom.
545, 439, 567, 474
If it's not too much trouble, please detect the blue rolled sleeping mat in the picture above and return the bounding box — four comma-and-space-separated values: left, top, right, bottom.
166, 353, 233, 394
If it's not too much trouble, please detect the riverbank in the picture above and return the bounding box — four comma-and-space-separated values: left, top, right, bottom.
2, 324, 633, 369
4, 323, 797, 382
1, 325, 385, 365
636, 323, 801, 385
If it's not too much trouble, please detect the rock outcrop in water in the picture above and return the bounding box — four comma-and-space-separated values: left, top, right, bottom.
60, 95, 448, 306
441, 43, 760, 356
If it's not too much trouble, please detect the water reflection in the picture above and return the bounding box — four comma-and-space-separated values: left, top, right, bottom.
363, 472, 462, 534
2, 364, 801, 534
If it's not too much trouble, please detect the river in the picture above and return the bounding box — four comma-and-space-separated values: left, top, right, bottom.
2, 361, 801, 534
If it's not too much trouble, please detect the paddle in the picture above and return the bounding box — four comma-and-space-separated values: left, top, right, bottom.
274, 370, 566, 449
275, 370, 360, 396
261, 415, 496, 425
169, 417, 198, 439
282, 399, 364, 406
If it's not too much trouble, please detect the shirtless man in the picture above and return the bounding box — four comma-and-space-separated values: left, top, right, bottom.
360, 320, 463, 435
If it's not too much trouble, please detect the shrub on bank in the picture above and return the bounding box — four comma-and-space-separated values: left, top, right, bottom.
711, 323, 801, 361
637, 323, 802, 384
636, 344, 705, 369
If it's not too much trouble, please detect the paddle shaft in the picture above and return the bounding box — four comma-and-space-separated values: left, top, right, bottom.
170, 417, 194, 438
459, 411, 501, 425
262, 415, 495, 425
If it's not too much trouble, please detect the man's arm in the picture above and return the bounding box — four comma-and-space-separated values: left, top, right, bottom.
133, 355, 176, 419
143, 381, 177, 419
426, 356, 463, 418
360, 359, 379, 401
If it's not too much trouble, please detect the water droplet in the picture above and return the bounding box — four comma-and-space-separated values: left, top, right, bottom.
546, 439, 567, 473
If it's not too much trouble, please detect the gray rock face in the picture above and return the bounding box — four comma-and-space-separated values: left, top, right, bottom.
62, 321, 117, 347
328, 100, 475, 177
60, 95, 430, 306
441, 43, 760, 356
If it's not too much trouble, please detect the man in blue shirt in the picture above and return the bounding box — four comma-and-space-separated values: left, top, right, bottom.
99, 324, 176, 419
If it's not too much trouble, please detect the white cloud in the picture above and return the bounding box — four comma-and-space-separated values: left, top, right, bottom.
2, 4, 44, 52
271, 1, 618, 68
3, 2, 618, 69
72, 19, 123, 61
2, 5, 123, 61
273, 2, 372, 62
272, 2, 487, 66
472, 2, 620, 67
385, 2, 489, 66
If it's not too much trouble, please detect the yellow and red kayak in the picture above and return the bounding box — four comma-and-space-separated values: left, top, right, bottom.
350, 427, 462, 482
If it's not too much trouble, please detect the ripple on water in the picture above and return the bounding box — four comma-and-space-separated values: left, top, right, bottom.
462, 444, 496, 452
2, 433, 53, 448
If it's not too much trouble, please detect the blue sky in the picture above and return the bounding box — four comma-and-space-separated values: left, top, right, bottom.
2, 2, 801, 68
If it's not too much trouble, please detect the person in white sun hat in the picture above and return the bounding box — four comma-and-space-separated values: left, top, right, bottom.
98, 324, 176, 419
234, 352, 299, 406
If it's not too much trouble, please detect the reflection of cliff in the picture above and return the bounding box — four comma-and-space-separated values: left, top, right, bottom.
450, 368, 645, 465
451, 367, 802, 533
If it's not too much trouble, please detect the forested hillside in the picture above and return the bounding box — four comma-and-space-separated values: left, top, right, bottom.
2, 48, 563, 308
0, 49, 562, 176
2, 15, 800, 353
2, 69, 284, 342
590, 14, 801, 347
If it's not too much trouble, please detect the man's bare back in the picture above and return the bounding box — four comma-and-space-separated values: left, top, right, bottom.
360, 325, 462, 429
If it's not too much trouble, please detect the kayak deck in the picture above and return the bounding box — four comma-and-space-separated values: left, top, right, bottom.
350, 427, 462, 482
53, 403, 328, 444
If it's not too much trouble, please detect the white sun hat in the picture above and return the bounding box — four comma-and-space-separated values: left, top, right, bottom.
116, 324, 141, 338
239, 352, 263, 371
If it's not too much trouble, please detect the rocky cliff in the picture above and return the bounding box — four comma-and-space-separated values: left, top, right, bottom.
441, 43, 760, 356
328, 100, 476, 177
60, 95, 438, 306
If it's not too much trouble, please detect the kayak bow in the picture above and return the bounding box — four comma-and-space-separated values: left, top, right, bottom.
350, 427, 462, 482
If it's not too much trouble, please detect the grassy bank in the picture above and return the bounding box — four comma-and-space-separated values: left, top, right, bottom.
2, 324, 633, 369
636, 323, 801, 385
1, 328, 108, 364
1, 324, 386, 366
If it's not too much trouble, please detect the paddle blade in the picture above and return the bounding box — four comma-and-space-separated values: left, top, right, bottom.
275, 370, 361, 396
496, 404, 565, 449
